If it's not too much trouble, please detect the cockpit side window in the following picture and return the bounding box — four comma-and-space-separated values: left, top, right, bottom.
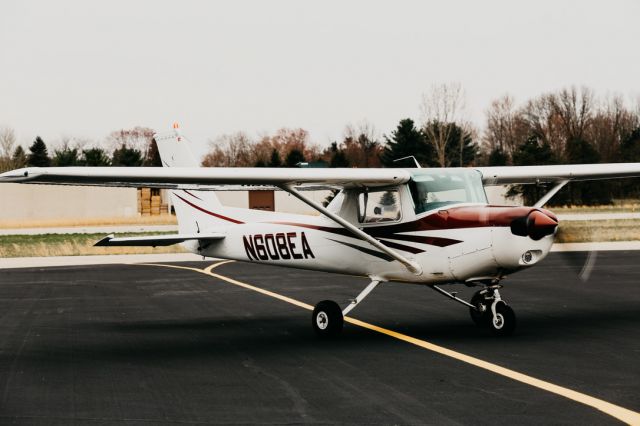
409, 169, 487, 214
357, 189, 401, 223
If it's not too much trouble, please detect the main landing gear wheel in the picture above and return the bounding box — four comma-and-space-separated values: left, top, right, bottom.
312, 300, 343, 337
489, 302, 516, 337
469, 290, 491, 327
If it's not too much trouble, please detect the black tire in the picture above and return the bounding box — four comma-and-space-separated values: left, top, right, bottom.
469, 291, 491, 327
489, 302, 516, 336
312, 300, 343, 337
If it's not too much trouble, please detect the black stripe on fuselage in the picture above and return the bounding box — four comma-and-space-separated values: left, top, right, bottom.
326, 238, 394, 262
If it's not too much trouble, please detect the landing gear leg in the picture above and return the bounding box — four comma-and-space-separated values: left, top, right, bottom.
486, 287, 516, 336
312, 279, 381, 338
432, 283, 517, 336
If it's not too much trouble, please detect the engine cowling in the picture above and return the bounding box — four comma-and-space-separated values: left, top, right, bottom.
510, 209, 558, 240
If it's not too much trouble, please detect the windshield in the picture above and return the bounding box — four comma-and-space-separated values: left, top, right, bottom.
409, 169, 487, 214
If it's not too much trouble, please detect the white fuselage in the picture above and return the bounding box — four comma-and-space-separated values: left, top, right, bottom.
177, 185, 555, 285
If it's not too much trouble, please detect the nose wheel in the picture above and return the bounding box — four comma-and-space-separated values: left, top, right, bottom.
489, 302, 516, 336
432, 284, 517, 336
468, 287, 516, 336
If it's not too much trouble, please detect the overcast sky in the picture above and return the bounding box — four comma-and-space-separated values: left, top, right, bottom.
1, 0, 639, 159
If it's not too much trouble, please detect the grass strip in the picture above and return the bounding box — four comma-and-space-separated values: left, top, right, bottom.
0, 232, 186, 258
556, 219, 640, 243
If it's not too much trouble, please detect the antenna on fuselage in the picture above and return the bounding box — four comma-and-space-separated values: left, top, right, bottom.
393, 156, 422, 168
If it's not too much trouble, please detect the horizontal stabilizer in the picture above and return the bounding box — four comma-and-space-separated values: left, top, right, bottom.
94, 233, 225, 247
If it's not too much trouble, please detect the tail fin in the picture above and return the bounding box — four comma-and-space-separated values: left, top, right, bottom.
154, 126, 199, 168
154, 126, 224, 233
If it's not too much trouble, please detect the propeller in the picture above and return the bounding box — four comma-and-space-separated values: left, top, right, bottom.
552, 212, 599, 282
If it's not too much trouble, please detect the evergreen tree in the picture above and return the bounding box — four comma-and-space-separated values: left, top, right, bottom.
621, 127, 640, 161
488, 147, 508, 166
254, 159, 266, 167
268, 149, 282, 167
284, 149, 305, 167
381, 119, 434, 167
565, 137, 609, 205
328, 142, 350, 168
619, 127, 640, 197
423, 121, 477, 167
379, 191, 397, 206
27, 136, 50, 167
143, 138, 162, 167
11, 146, 27, 168
111, 146, 143, 166
52, 147, 80, 166
507, 136, 556, 205
512, 136, 555, 165
81, 148, 111, 166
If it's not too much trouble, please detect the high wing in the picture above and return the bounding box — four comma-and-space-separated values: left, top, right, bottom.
3, 163, 640, 189
0, 167, 410, 190
476, 163, 640, 185
94, 232, 225, 247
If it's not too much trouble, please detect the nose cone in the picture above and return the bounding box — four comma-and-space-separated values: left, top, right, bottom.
527, 210, 558, 240
510, 209, 558, 240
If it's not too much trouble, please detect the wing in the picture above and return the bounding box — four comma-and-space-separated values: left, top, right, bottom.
4, 163, 640, 189
0, 167, 410, 190
94, 232, 225, 247
476, 163, 640, 185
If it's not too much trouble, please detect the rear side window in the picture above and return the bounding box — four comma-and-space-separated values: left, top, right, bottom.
357, 190, 401, 223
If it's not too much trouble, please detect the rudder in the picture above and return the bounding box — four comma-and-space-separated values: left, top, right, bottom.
154, 126, 223, 234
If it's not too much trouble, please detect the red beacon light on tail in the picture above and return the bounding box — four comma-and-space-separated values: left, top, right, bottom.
173, 122, 182, 141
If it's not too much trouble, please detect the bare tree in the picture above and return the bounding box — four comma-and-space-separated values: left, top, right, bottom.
257, 128, 320, 164
344, 120, 382, 167
420, 82, 467, 167
587, 95, 636, 162
201, 127, 321, 167
520, 94, 565, 159
203, 132, 254, 167
483, 95, 526, 160
0, 127, 17, 172
106, 127, 155, 152
0, 127, 16, 158
552, 86, 594, 142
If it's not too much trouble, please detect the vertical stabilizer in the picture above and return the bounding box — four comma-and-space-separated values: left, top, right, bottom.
154, 126, 199, 168
154, 126, 223, 234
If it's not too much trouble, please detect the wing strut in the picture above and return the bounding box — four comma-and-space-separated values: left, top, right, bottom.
533, 179, 569, 208
280, 184, 423, 275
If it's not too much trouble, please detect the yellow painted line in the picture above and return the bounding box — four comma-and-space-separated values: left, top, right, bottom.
140, 261, 640, 425
344, 317, 640, 425
203, 260, 236, 274
208, 270, 314, 311
139, 261, 312, 309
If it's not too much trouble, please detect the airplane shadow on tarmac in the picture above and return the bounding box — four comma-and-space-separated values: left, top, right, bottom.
15, 301, 628, 362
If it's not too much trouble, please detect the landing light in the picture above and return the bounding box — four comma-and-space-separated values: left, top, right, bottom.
520, 250, 543, 265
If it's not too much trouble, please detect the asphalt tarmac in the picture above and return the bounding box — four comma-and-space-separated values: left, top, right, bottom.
0, 252, 638, 425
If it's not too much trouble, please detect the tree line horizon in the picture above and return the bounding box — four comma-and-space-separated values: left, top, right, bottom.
1, 84, 639, 205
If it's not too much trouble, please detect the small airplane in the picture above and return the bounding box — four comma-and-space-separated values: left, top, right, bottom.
2, 126, 640, 337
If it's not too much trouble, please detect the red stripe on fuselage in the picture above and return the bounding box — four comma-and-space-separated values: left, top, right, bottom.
174, 193, 244, 224
182, 189, 203, 201
268, 205, 556, 247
